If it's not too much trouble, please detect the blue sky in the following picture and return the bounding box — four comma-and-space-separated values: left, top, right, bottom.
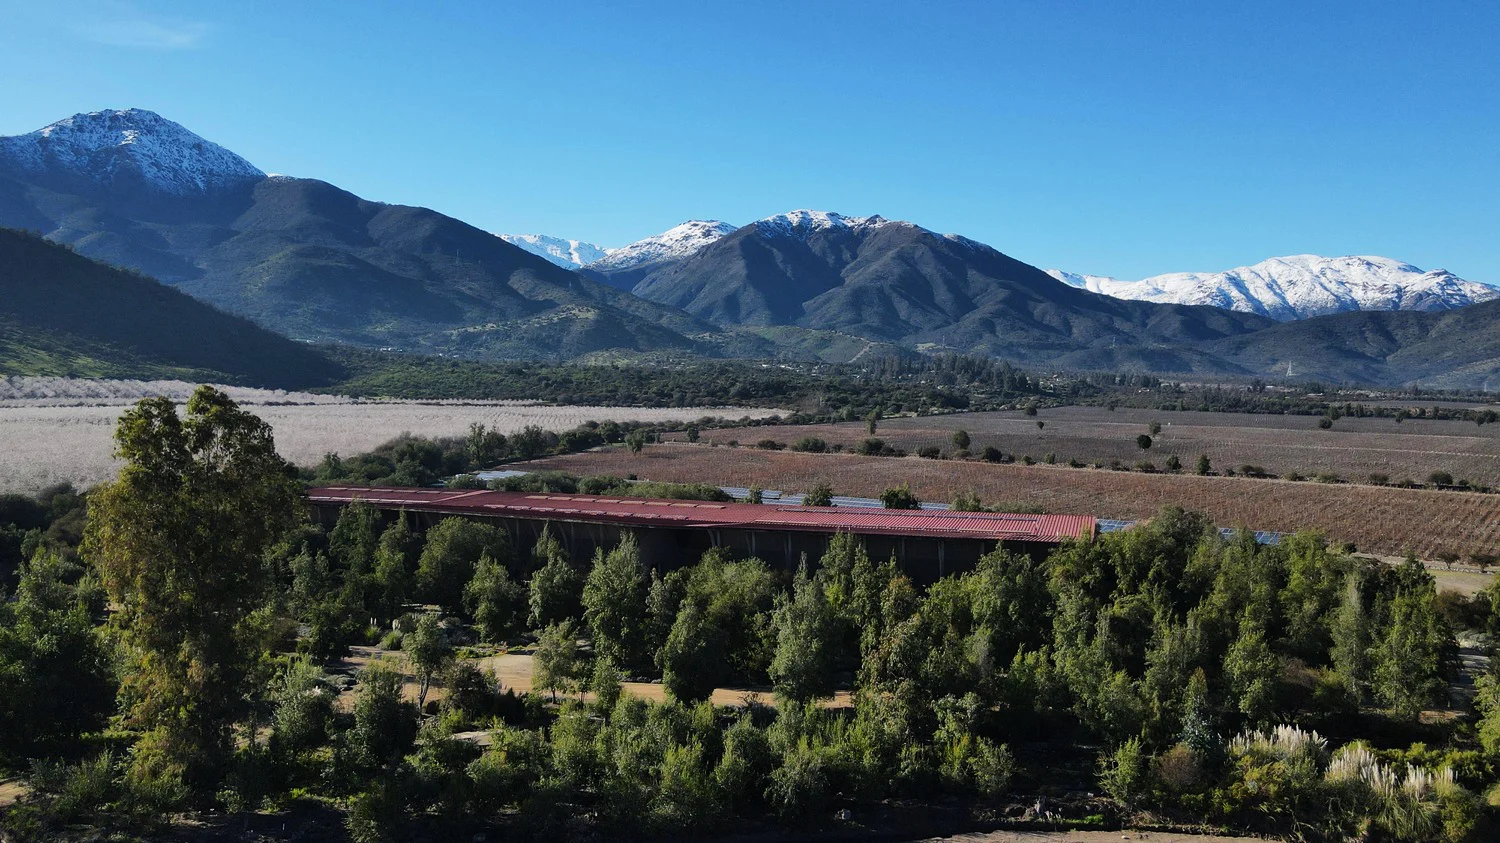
1, 0, 1496, 281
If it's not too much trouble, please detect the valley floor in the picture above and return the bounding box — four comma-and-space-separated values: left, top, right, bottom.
0, 379, 778, 493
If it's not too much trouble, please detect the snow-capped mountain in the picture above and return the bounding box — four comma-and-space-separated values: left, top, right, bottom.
497, 233, 609, 269
752, 209, 893, 238
586, 220, 737, 272
0, 108, 264, 195
1046, 255, 1498, 321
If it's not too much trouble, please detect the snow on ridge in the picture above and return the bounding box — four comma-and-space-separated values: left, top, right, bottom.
754, 209, 892, 237
499, 233, 610, 269
0, 108, 264, 194
586, 220, 738, 271
1046, 255, 1498, 320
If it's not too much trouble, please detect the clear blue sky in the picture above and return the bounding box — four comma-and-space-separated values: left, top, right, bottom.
2, 0, 1496, 281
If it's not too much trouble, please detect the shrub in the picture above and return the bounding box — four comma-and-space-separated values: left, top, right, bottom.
880, 484, 921, 510
980, 446, 1004, 462
917, 446, 942, 459
756, 439, 784, 451
1165, 454, 1182, 471
1429, 471, 1454, 487
1100, 737, 1151, 809
791, 437, 827, 453
802, 481, 834, 508
765, 738, 828, 823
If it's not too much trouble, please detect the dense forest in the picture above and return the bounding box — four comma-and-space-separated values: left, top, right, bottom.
4, 388, 1500, 841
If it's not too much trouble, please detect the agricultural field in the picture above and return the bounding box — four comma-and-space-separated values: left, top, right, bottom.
521, 444, 1500, 561
0, 378, 779, 493
686, 405, 1500, 487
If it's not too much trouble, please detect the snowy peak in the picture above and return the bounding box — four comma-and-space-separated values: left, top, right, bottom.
586, 219, 737, 271
0, 109, 264, 195
753, 209, 892, 238
1046, 255, 1498, 320
498, 233, 609, 269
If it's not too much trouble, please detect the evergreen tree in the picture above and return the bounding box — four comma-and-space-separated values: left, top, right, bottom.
464, 550, 526, 642
769, 564, 839, 703
583, 534, 652, 673
415, 517, 509, 616
1372, 571, 1447, 721
527, 527, 584, 629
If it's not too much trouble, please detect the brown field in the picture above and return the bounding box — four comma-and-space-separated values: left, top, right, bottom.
687, 405, 1500, 488
521, 444, 1500, 561
0, 378, 779, 493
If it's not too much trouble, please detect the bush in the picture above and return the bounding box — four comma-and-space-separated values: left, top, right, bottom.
880, 484, 921, 510
765, 739, 828, 823
980, 446, 1004, 462
790, 437, 827, 453
917, 446, 942, 459
1430, 471, 1454, 487
756, 439, 784, 451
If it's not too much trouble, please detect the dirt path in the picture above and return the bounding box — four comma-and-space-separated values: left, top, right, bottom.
331, 645, 852, 711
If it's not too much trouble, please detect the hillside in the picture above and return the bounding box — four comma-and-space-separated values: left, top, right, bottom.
0, 228, 343, 387
0, 110, 732, 361
625, 211, 1273, 368
1208, 298, 1500, 387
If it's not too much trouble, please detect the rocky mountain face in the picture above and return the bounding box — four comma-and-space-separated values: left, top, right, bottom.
1047, 255, 1496, 321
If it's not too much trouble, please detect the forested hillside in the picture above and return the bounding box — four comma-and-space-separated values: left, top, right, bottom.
0, 229, 343, 387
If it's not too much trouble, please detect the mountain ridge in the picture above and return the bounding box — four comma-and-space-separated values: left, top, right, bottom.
1047, 254, 1497, 321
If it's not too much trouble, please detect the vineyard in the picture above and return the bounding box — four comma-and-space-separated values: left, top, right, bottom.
688, 405, 1500, 487
523, 444, 1500, 560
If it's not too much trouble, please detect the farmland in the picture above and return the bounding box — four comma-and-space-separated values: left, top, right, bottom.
0, 378, 779, 493
521, 443, 1500, 560
687, 404, 1500, 487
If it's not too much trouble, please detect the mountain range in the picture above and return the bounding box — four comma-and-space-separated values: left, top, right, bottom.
4, 108, 1500, 388
1046, 255, 1496, 321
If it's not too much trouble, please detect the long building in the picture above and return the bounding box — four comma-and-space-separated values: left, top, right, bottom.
306, 486, 1096, 582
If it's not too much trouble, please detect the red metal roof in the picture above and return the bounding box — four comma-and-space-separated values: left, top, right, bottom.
306, 486, 1096, 543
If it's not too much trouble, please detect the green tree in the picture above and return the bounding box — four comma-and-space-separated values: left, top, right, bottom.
951, 429, 971, 451
1373, 569, 1447, 721
1224, 622, 1280, 726
464, 551, 526, 643
626, 429, 649, 454
371, 517, 418, 624
866, 409, 880, 436
880, 484, 921, 510
659, 556, 778, 702
527, 528, 584, 629
769, 565, 839, 703
0, 548, 115, 758
466, 422, 507, 466
1149, 420, 1162, 436
415, 517, 509, 616
1195, 454, 1212, 475
404, 614, 452, 709
1136, 434, 1153, 450
582, 534, 652, 673
951, 490, 984, 512
533, 620, 583, 701
803, 481, 834, 508
84, 386, 300, 787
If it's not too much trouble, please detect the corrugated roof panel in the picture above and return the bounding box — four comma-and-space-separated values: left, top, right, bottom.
307, 487, 1095, 543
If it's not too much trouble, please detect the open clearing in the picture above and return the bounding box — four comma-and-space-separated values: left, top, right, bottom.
522, 444, 1500, 561
0, 378, 778, 493
689, 405, 1500, 487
